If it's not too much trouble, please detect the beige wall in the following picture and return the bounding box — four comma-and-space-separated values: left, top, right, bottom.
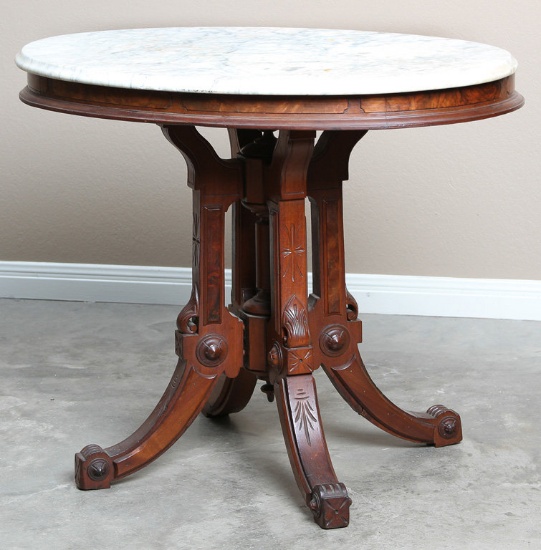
1, 1, 539, 279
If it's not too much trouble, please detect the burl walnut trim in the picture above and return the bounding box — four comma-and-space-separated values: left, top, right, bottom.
22, 74, 523, 129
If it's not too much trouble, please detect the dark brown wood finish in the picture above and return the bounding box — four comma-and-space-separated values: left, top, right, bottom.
20, 69, 523, 528
21, 73, 523, 130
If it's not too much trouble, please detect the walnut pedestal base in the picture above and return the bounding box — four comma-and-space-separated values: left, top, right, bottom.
73, 126, 462, 529
18, 27, 523, 531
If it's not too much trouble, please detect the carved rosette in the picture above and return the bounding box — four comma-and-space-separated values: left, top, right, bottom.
288, 348, 314, 374
438, 416, 459, 439
427, 404, 462, 443
267, 341, 285, 383
268, 341, 283, 370
75, 444, 114, 490
196, 334, 228, 368
309, 483, 351, 529
320, 324, 350, 357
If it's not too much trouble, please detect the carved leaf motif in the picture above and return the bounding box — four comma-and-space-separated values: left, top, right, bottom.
177, 285, 199, 334
294, 388, 317, 445
282, 296, 310, 347
346, 289, 358, 321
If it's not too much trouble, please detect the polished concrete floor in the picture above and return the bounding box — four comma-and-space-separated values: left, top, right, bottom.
0, 298, 539, 549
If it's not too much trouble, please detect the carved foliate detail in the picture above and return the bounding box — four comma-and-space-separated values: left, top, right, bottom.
320, 324, 350, 357
282, 295, 310, 347
346, 289, 359, 321
294, 388, 318, 445
177, 286, 199, 334
309, 483, 351, 529
196, 334, 228, 367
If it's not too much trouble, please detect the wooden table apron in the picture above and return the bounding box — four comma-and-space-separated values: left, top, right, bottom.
20, 74, 523, 529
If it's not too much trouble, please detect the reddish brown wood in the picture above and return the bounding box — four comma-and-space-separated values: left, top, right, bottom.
276, 375, 351, 529
76, 125, 246, 487
201, 130, 263, 416
202, 369, 257, 418
75, 356, 219, 488
306, 131, 462, 447
72, 124, 463, 522
324, 351, 462, 446
19, 65, 523, 526
21, 73, 523, 130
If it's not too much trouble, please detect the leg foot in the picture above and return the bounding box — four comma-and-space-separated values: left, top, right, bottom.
309, 483, 351, 529
75, 444, 114, 490
426, 404, 462, 447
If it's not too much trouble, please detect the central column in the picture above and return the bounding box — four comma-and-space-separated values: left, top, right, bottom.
266, 130, 315, 380
264, 130, 352, 529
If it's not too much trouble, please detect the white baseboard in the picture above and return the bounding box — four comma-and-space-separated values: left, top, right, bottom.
0, 261, 540, 321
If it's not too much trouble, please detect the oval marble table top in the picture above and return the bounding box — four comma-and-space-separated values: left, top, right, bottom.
16, 27, 518, 96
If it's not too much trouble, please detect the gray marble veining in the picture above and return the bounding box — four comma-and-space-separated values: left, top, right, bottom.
16, 27, 518, 96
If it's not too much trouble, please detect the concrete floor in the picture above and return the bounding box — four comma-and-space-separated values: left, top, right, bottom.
0, 298, 539, 549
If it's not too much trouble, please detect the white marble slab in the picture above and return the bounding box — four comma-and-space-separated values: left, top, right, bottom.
16, 27, 518, 96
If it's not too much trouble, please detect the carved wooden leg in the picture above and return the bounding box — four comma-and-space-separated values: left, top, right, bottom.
276, 375, 351, 529
76, 355, 222, 489
307, 130, 462, 447
323, 349, 462, 447
75, 125, 245, 488
267, 130, 351, 528
202, 369, 258, 418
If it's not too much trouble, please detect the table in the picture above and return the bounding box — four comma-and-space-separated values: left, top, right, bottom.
17, 27, 523, 529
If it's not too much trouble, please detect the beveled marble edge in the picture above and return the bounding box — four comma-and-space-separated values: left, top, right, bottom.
16, 27, 519, 96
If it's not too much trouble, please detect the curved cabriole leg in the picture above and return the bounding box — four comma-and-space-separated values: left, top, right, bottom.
202, 369, 258, 418
307, 130, 461, 448
75, 125, 245, 489
322, 351, 462, 447
75, 355, 221, 489
276, 374, 351, 529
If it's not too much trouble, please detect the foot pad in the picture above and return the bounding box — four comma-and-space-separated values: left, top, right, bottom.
427, 405, 462, 447
75, 444, 114, 490
309, 483, 351, 529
